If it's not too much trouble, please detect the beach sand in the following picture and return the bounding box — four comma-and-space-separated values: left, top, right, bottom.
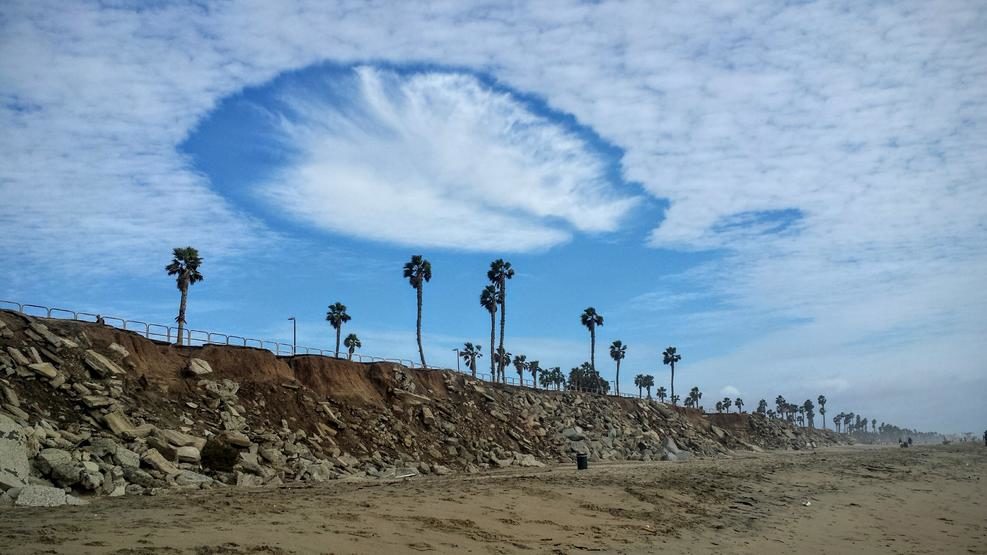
2, 443, 984, 554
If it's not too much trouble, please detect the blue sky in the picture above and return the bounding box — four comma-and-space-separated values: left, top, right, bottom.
1, 1, 985, 433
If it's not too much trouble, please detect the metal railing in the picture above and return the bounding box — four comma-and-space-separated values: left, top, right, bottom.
1, 299, 658, 402
0, 299, 416, 367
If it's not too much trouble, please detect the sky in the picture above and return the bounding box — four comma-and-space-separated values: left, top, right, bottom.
1, 1, 985, 433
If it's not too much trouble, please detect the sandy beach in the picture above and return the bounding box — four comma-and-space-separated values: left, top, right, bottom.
2, 443, 984, 554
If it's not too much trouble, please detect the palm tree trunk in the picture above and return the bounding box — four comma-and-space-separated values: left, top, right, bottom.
615, 360, 620, 395
489, 311, 496, 378
335, 328, 341, 358
470, 359, 476, 378
498, 280, 506, 380
176, 283, 188, 346
416, 284, 426, 368
670, 362, 675, 405
589, 327, 596, 370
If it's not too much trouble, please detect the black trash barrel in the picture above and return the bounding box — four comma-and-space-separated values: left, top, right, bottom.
576, 453, 588, 470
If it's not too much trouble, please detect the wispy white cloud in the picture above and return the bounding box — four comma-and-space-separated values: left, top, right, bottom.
259, 67, 637, 251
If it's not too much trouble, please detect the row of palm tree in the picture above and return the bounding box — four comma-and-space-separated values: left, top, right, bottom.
169, 249, 867, 431
713, 397, 745, 413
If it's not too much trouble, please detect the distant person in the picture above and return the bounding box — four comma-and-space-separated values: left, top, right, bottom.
907, 437, 913, 446
983, 430, 986, 446
96, 314, 106, 325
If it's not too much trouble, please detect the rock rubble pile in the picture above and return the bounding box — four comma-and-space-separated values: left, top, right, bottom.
0, 311, 840, 507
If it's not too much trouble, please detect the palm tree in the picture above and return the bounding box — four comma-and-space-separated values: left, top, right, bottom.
634, 374, 646, 398
871, 418, 876, 433
325, 302, 351, 358
403, 255, 432, 368
802, 399, 815, 428
528, 360, 541, 389
722, 397, 732, 413
775, 395, 787, 419
460, 342, 482, 377
833, 413, 842, 433
580, 308, 604, 370
735, 398, 744, 413
671, 394, 680, 405
480, 285, 500, 378
757, 399, 768, 415
684, 396, 694, 408
662, 346, 681, 405
540, 368, 554, 389
715, 401, 723, 413
644, 375, 655, 399
493, 347, 512, 382
609, 340, 626, 395
818, 395, 827, 429
343, 333, 361, 360
513, 354, 528, 385
487, 259, 515, 377
655, 385, 666, 403
165, 246, 203, 346
549, 367, 565, 390
689, 387, 703, 411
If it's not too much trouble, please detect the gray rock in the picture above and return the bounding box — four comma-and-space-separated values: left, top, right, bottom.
0, 414, 30, 490
28, 362, 57, 379
122, 467, 159, 488
173, 470, 213, 487
663, 437, 681, 455
185, 358, 213, 376
176, 446, 201, 463
84, 350, 125, 377
562, 427, 586, 441
36, 448, 72, 472
5, 347, 31, 366
113, 447, 140, 468
142, 448, 180, 476
515, 453, 545, 468
125, 484, 145, 496
1, 385, 19, 407
12, 485, 76, 507
108, 343, 130, 359
86, 437, 119, 458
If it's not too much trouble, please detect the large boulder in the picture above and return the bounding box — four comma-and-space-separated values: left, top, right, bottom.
13, 485, 67, 507
0, 414, 30, 490
36, 448, 81, 486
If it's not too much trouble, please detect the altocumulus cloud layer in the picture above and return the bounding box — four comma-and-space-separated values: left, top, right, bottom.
1, 1, 985, 430
260, 67, 637, 251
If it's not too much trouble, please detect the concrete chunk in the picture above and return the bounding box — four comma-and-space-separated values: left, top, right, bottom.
14, 485, 67, 507
103, 411, 135, 436
5, 347, 30, 366
142, 448, 180, 476
185, 358, 213, 376
28, 362, 57, 379
84, 350, 125, 377
0, 414, 30, 490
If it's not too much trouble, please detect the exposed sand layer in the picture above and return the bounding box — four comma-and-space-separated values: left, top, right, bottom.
2, 444, 984, 554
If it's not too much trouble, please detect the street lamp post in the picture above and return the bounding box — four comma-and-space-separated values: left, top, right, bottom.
452, 348, 460, 372
288, 317, 296, 355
